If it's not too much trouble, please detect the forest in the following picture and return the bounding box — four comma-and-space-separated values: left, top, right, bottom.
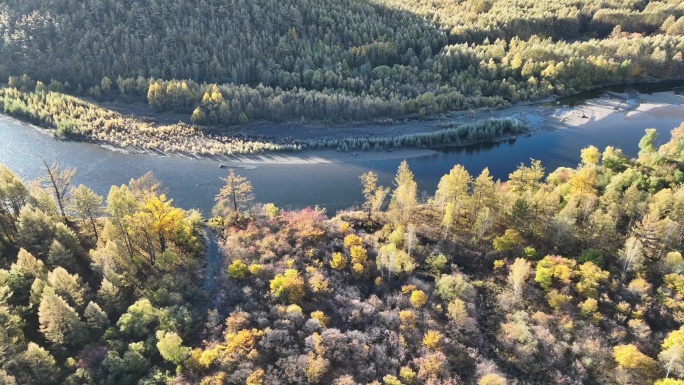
2, 121, 684, 384
0, 0, 683, 128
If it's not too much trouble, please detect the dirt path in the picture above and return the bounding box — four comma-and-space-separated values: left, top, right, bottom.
201, 228, 222, 298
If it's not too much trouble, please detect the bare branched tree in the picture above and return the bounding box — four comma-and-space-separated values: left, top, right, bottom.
41, 161, 76, 221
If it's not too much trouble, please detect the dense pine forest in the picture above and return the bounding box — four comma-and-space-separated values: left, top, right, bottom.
1, 0, 683, 128
1, 123, 684, 384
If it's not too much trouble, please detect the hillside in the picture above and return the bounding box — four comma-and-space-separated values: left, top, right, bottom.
2, 122, 684, 384
1, 0, 683, 125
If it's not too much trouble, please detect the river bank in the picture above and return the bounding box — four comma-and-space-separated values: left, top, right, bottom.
3, 97, 684, 215
2, 87, 682, 166
208, 89, 683, 164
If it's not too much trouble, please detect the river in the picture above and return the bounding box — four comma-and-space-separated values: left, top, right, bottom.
1, 87, 683, 216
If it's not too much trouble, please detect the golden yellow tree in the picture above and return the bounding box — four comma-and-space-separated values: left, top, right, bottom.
270, 269, 305, 303
144, 193, 184, 254
389, 160, 417, 224
216, 169, 253, 213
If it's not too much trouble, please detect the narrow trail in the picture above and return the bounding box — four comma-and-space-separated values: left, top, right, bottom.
201, 228, 222, 302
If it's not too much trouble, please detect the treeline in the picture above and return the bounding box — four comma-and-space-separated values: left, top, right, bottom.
0, 0, 683, 125
325, 118, 526, 152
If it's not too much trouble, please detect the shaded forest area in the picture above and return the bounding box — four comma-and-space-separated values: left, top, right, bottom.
3, 121, 684, 384
0, 0, 683, 127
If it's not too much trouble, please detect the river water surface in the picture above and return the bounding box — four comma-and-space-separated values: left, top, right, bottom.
1, 89, 683, 215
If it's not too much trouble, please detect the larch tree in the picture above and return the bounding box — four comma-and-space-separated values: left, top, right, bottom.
0, 165, 29, 237
471, 168, 496, 222
40, 161, 75, 221
389, 160, 417, 224
106, 185, 138, 258
96, 278, 124, 315
434, 164, 471, 214
360, 171, 388, 220
83, 301, 109, 331
69, 184, 103, 238
508, 258, 531, 300
16, 205, 56, 259
47, 266, 86, 308
143, 193, 184, 254
38, 292, 86, 347
442, 202, 455, 238
16, 343, 60, 385
569, 166, 597, 197
216, 169, 254, 213
507, 159, 544, 194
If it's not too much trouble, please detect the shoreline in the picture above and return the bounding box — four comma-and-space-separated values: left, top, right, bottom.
0, 113, 440, 164
2, 89, 682, 166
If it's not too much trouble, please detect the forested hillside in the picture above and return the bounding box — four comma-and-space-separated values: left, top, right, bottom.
1, 0, 683, 124
0, 167, 206, 384
3, 122, 684, 384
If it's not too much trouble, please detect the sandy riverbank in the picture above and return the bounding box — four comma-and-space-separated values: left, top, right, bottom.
0, 112, 440, 164
546, 90, 683, 127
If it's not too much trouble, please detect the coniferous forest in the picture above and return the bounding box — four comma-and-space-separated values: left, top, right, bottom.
1, 124, 684, 384
0, 0, 683, 133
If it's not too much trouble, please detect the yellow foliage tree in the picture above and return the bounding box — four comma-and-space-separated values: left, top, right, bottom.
246, 369, 265, 385
311, 311, 329, 327
478, 373, 507, 385
269, 269, 305, 303
227, 260, 249, 280
399, 310, 416, 331
306, 266, 331, 294
330, 252, 347, 270
422, 330, 443, 350
222, 328, 264, 363
410, 290, 428, 308
143, 193, 184, 254
399, 366, 416, 383
343, 234, 363, 249
305, 353, 329, 383
613, 344, 657, 384
350, 246, 367, 265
